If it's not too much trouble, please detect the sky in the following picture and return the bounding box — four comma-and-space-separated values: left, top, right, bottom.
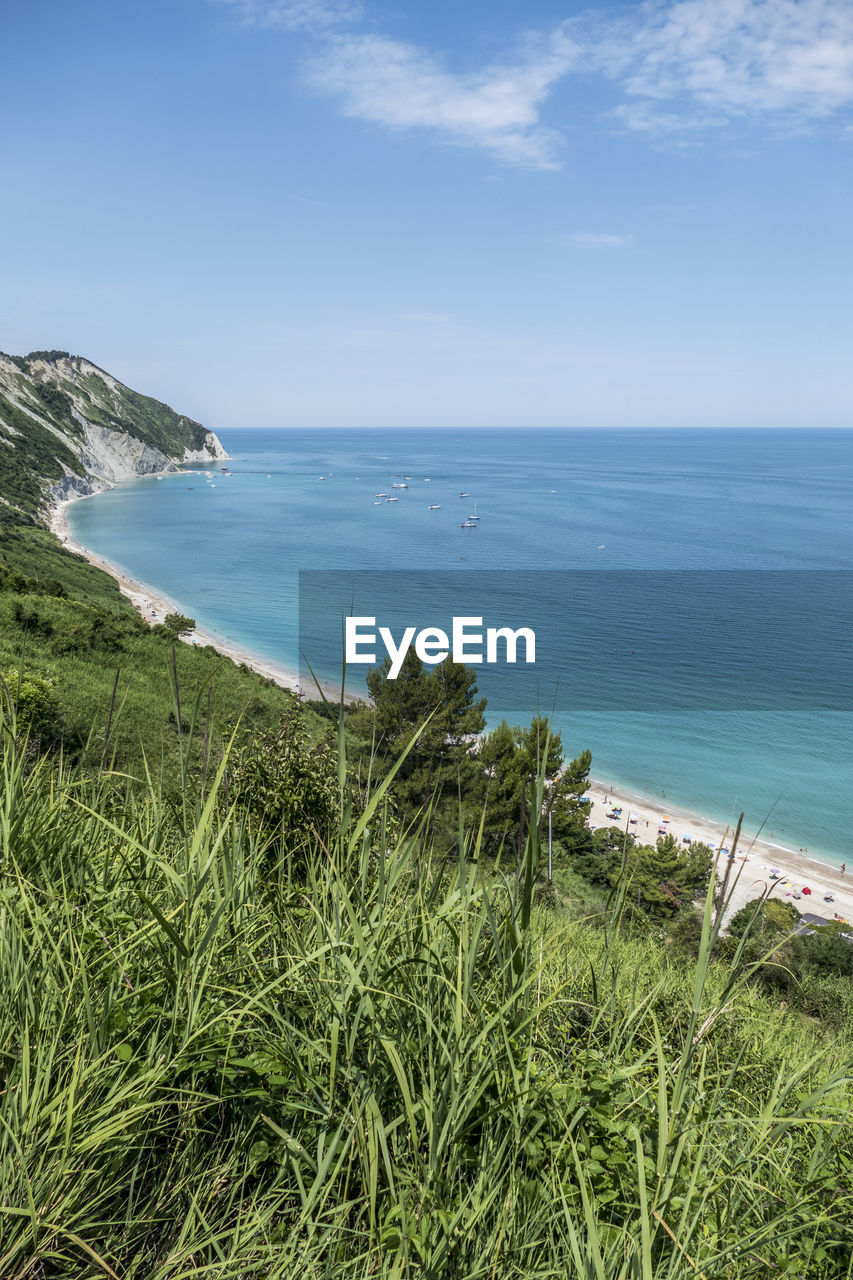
2, 0, 853, 428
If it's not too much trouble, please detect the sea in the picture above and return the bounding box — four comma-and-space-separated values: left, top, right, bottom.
67, 427, 853, 865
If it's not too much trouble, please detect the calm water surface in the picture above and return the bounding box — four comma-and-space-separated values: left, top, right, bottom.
69, 428, 853, 862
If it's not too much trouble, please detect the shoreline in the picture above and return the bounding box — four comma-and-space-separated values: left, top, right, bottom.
49, 483, 852, 925
50, 484, 348, 705
585, 777, 853, 925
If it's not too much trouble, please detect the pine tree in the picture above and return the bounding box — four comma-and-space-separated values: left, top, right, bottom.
350, 651, 486, 832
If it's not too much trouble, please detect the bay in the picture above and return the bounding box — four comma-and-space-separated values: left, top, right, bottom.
67, 427, 853, 863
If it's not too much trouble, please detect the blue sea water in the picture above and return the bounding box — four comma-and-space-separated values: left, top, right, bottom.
68, 428, 853, 863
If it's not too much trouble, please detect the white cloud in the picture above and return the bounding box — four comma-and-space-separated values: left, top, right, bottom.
214, 0, 853, 159
215, 0, 360, 32
600, 0, 853, 125
307, 31, 579, 169
565, 232, 635, 247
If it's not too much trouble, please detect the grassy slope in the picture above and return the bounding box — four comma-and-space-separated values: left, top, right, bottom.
0, 732, 850, 1279
0, 525, 129, 610
0, 543, 310, 775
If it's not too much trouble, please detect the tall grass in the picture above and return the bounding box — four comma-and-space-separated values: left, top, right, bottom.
0, 699, 851, 1278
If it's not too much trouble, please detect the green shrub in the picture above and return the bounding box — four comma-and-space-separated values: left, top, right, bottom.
1, 666, 62, 746
230, 707, 345, 857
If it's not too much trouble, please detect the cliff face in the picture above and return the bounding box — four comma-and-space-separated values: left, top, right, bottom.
0, 349, 228, 521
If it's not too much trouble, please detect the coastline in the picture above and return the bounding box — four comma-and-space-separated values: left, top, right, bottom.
585, 777, 853, 926
50, 486, 345, 704
49, 485, 852, 926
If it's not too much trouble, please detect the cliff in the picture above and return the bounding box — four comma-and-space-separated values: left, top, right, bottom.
0, 349, 227, 522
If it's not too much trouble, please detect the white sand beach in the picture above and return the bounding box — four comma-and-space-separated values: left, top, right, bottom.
585, 779, 853, 925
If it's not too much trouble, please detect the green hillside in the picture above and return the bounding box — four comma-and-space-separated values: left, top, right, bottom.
0, 353, 851, 1278
0, 351, 297, 778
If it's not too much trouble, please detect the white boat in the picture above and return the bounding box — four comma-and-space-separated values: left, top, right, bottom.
459, 491, 469, 498
459, 519, 477, 528
391, 482, 408, 489
467, 502, 480, 520
386, 497, 400, 502
428, 504, 441, 509
373, 501, 381, 505
424, 477, 431, 482
376, 492, 388, 497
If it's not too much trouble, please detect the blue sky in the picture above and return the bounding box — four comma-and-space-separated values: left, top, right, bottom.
3, 0, 853, 427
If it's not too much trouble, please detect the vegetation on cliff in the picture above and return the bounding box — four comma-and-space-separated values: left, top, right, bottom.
0, 349, 219, 521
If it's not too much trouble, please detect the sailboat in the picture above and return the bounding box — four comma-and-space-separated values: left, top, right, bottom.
467, 502, 480, 521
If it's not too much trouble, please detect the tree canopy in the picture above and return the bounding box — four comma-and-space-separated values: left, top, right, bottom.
349, 650, 486, 832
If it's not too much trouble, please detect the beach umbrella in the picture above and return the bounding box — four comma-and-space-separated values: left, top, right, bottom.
629, 813, 638, 823
662, 815, 671, 821
802, 886, 812, 895
769, 869, 780, 877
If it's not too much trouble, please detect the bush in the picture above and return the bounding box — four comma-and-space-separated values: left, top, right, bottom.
159, 612, 196, 637
229, 707, 344, 859
728, 896, 799, 940
1, 667, 62, 747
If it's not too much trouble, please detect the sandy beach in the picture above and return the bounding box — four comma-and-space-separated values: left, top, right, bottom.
585, 779, 853, 926
49, 488, 343, 701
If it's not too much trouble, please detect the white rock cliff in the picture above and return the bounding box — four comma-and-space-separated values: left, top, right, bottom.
0, 350, 229, 513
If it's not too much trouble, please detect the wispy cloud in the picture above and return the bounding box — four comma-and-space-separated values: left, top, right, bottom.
600, 0, 853, 128
608, 102, 725, 136
307, 31, 578, 169
564, 232, 635, 247
214, 0, 853, 160
215, 0, 360, 32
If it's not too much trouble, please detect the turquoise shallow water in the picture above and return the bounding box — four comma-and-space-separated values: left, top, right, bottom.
68, 427, 853, 863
